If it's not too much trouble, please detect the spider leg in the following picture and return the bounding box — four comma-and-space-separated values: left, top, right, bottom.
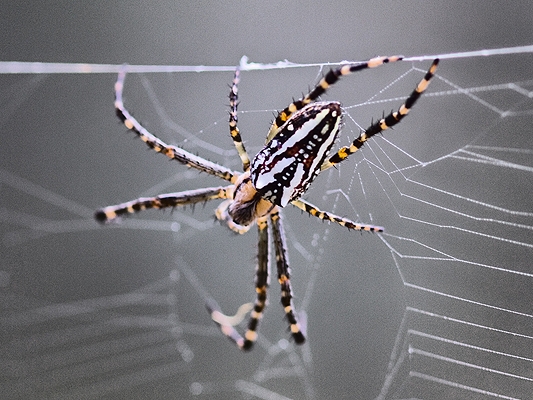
321, 59, 439, 171
95, 185, 233, 223
206, 215, 270, 350
291, 198, 384, 232
266, 55, 404, 143
270, 208, 305, 344
242, 215, 270, 350
206, 300, 254, 347
229, 68, 251, 171
114, 67, 238, 183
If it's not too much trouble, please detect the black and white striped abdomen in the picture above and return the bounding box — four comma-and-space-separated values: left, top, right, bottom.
251, 102, 341, 207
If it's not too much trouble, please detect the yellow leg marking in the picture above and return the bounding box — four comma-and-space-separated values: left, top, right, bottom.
124, 119, 134, 130
163, 148, 175, 158
291, 324, 301, 334
417, 79, 430, 93
229, 173, 240, 185
367, 56, 387, 68
257, 217, 268, 230
245, 330, 258, 342
338, 148, 349, 159
340, 65, 351, 75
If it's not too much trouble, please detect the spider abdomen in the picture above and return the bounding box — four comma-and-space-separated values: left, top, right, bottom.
251, 101, 341, 207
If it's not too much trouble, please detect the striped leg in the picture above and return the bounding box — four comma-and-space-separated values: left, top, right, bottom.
114, 67, 237, 183
321, 59, 439, 170
95, 185, 233, 223
207, 216, 270, 350
291, 198, 384, 232
266, 55, 404, 143
270, 208, 305, 344
242, 216, 270, 350
229, 68, 251, 171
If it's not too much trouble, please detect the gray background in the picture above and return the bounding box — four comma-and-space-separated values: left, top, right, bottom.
1, 1, 532, 399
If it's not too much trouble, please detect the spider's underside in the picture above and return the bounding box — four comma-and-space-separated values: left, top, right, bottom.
95, 56, 439, 350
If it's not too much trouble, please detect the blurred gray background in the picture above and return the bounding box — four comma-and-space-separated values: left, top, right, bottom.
1, 1, 532, 399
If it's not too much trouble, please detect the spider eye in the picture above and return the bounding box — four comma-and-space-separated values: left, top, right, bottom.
251, 102, 341, 207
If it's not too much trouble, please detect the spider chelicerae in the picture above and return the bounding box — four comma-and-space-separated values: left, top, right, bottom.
95, 56, 439, 351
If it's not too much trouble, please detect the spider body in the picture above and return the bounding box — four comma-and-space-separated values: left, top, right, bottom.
96, 56, 439, 350
223, 101, 341, 229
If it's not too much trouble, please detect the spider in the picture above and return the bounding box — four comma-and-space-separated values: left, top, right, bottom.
95, 56, 439, 351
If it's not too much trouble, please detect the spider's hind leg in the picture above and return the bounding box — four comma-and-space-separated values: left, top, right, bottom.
270, 208, 305, 344
207, 215, 270, 351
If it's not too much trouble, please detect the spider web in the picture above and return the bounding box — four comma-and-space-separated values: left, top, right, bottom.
1, 46, 532, 400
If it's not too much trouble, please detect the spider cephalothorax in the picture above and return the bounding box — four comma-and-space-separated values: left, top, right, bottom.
96, 56, 438, 350
226, 171, 274, 227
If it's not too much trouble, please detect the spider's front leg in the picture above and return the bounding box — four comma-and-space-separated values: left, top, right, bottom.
321, 59, 439, 171
228, 68, 251, 172
114, 67, 238, 183
266, 55, 404, 143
